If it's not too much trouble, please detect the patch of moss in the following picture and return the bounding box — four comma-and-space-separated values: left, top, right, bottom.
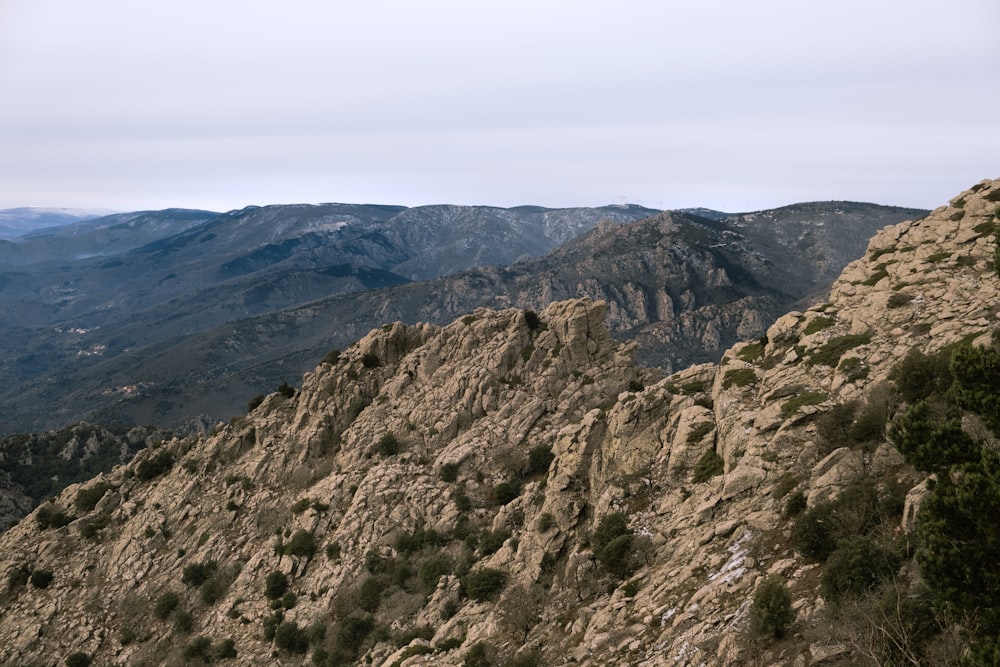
807, 334, 872, 367
803, 316, 836, 336
737, 341, 765, 362
723, 368, 757, 389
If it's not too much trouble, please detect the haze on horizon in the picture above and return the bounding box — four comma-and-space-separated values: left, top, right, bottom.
1, 0, 998, 215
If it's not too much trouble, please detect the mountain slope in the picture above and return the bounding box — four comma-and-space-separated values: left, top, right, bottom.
0, 201, 921, 434
0, 180, 994, 665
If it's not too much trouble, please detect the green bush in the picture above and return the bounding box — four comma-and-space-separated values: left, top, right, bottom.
216, 637, 237, 659
596, 534, 636, 579
64, 653, 92, 667
181, 560, 218, 587
265, 570, 289, 600
357, 576, 383, 613
889, 401, 980, 472
440, 462, 460, 483
419, 554, 452, 592
334, 614, 374, 653
803, 316, 836, 335
807, 334, 872, 367
374, 433, 401, 457
154, 590, 180, 620
747, 575, 794, 639
504, 649, 543, 667
723, 368, 757, 389
821, 535, 900, 601
361, 353, 380, 368
492, 479, 521, 506
182, 635, 213, 661
173, 609, 194, 634
30, 569, 53, 589
890, 347, 953, 404
523, 310, 542, 331
950, 344, 1000, 435
274, 620, 309, 653
247, 394, 265, 412
463, 568, 507, 601
791, 503, 838, 561
36, 504, 74, 530
278, 382, 296, 398
464, 642, 498, 667
74, 481, 111, 513
527, 445, 555, 475
200, 572, 230, 605
479, 528, 510, 556
692, 448, 724, 483
283, 530, 316, 558
781, 390, 829, 417
135, 448, 174, 481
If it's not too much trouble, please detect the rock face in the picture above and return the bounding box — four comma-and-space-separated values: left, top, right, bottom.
0, 180, 995, 665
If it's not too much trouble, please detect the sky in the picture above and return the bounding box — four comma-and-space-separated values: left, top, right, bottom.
1, 1, 998, 214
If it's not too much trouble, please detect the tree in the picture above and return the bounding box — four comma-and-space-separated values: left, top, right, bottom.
889, 401, 980, 473
950, 344, 1000, 435
748, 576, 794, 639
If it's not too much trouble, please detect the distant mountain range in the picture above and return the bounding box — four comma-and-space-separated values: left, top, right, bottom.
0, 200, 925, 435
0, 207, 116, 239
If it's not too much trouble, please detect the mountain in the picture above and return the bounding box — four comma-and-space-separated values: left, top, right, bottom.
0, 201, 922, 435
0, 207, 115, 240
0, 179, 995, 665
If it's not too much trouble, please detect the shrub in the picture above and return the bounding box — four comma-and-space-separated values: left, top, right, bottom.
692, 448, 724, 483
526, 445, 555, 475
181, 560, 218, 587
889, 401, 980, 472
950, 344, 1000, 435
322, 348, 341, 365
265, 570, 289, 599
464, 642, 498, 667
747, 575, 794, 639
283, 530, 316, 558
479, 528, 510, 556
335, 614, 374, 652
30, 569, 53, 589
154, 590, 180, 620
791, 503, 837, 561
274, 620, 309, 653
783, 491, 807, 518
374, 433, 400, 456
492, 479, 521, 506
217, 637, 237, 659
536, 513, 555, 531
596, 534, 636, 579
135, 448, 174, 481
326, 542, 342, 561
36, 504, 73, 530
74, 482, 111, 513
807, 334, 872, 367
723, 368, 757, 389
890, 347, 953, 404
357, 576, 383, 612
821, 535, 900, 601
361, 353, 380, 368
200, 572, 230, 605
463, 568, 507, 601
419, 554, 452, 592
523, 310, 541, 331
592, 512, 630, 552
737, 340, 765, 362
887, 292, 912, 308
182, 635, 213, 661
173, 609, 194, 634
440, 462, 460, 482
803, 316, 836, 335
505, 649, 543, 667
64, 653, 91, 667
290, 498, 311, 514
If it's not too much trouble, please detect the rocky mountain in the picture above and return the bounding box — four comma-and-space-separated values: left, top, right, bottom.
0, 203, 658, 435
0, 201, 921, 435
0, 179, 995, 666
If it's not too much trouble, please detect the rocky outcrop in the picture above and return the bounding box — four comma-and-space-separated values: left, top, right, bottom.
0, 180, 994, 665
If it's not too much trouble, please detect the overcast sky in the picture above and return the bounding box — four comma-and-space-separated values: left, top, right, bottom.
1, 1, 998, 213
